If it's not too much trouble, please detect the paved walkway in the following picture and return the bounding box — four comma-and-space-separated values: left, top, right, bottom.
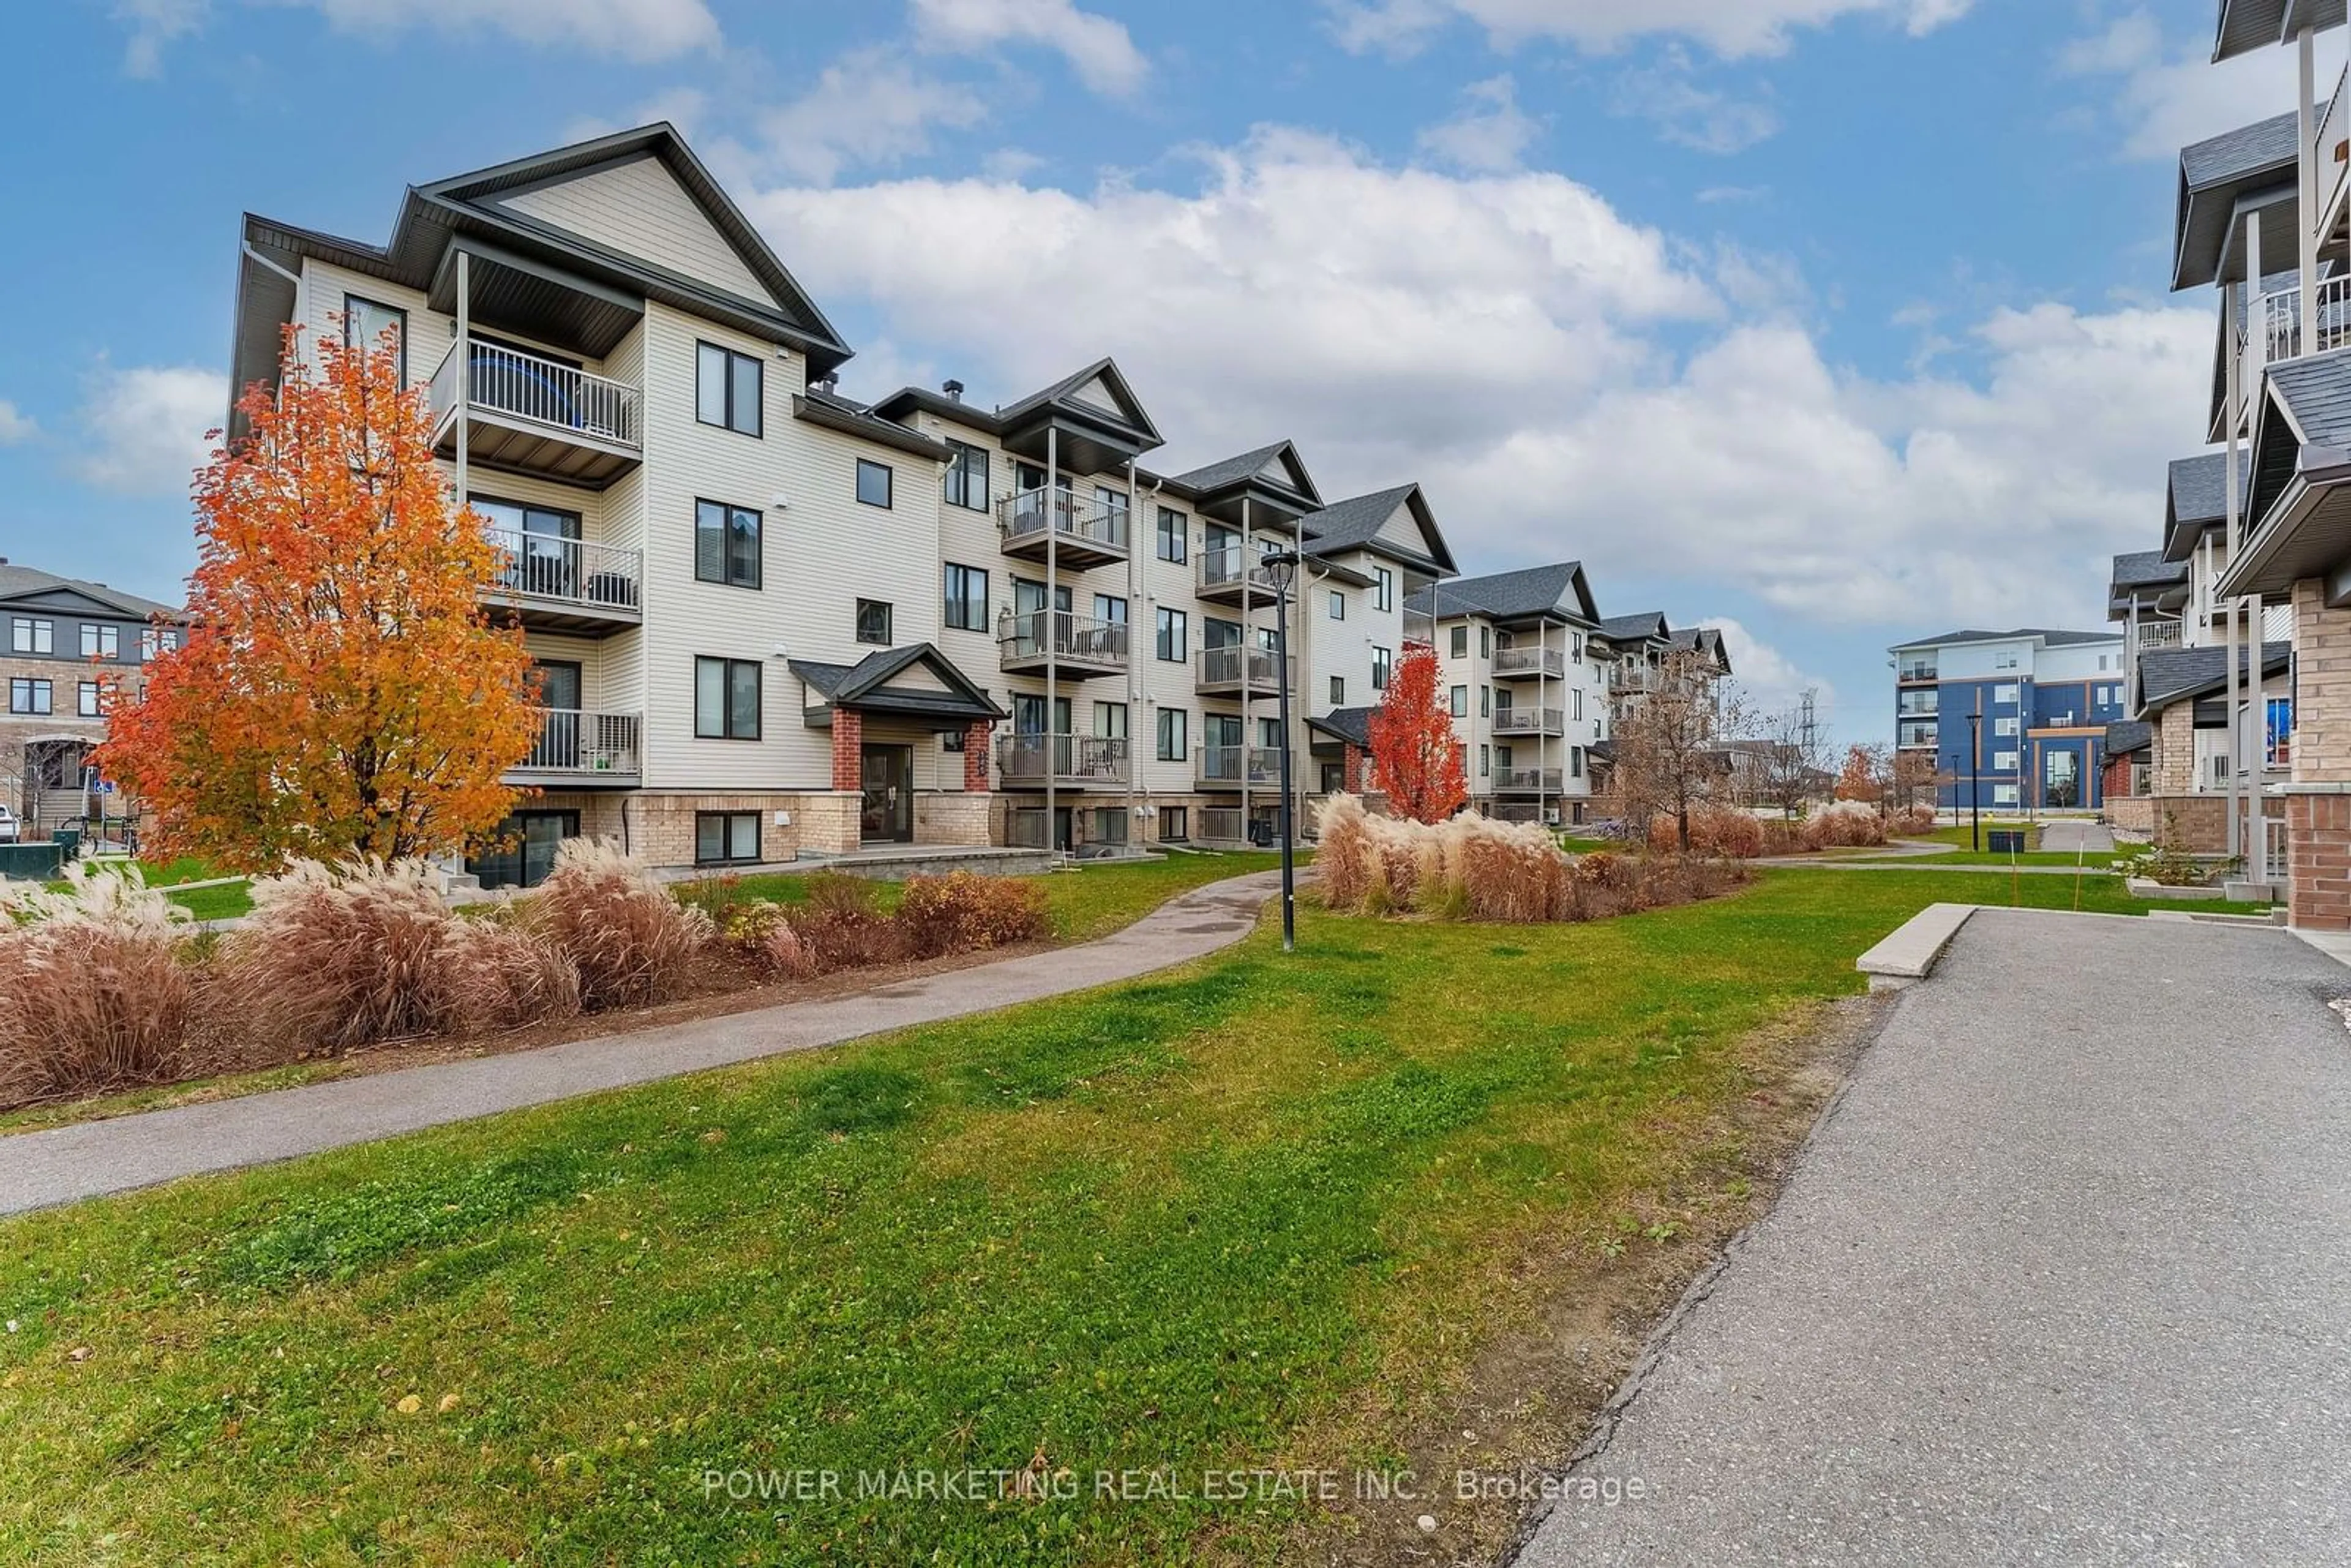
0, 870, 1283, 1217
1516, 908, 2351, 1566
2038, 820, 2116, 853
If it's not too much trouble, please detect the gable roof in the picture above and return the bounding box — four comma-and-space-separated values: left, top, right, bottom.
787, 645, 1006, 725
2163, 450, 2252, 558
1298, 484, 1457, 575
1403, 561, 1598, 625
2173, 111, 2302, 290
2137, 640, 2291, 712
2214, 0, 2346, 62
234, 123, 854, 426
2242, 348, 2351, 536
1888, 628, 2120, 653
997, 358, 1163, 448
1306, 707, 1376, 749
2104, 719, 2154, 758
1595, 611, 1671, 645
0, 561, 183, 621
1668, 626, 1732, 675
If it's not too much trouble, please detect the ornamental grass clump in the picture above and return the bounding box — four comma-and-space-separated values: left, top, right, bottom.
1802, 800, 1891, 850
1313, 796, 1575, 923
896, 871, 1051, 959
0, 863, 194, 1102
534, 839, 713, 1010
225, 857, 461, 1054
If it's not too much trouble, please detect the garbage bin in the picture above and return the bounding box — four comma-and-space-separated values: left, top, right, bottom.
50, 826, 81, 862
1248, 819, 1275, 848
1987, 829, 2025, 855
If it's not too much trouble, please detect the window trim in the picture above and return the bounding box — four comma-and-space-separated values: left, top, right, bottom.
943, 562, 989, 632
12, 618, 52, 656
855, 458, 894, 509
9, 677, 53, 716
1156, 507, 1188, 564
695, 340, 765, 438
694, 810, 763, 867
1157, 707, 1188, 762
1156, 607, 1188, 664
694, 656, 763, 741
855, 598, 894, 647
943, 440, 991, 512
693, 497, 763, 590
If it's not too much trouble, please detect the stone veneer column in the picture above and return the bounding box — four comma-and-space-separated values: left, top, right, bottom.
2285, 580, 2351, 929
963, 720, 993, 793
1343, 743, 1367, 793
830, 710, 864, 792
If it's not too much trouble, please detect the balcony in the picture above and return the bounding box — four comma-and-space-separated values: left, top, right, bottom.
997, 488, 1129, 571
430, 338, 642, 488
2134, 620, 2184, 651
1194, 544, 1282, 605
2323, 66, 2349, 247
1196, 746, 1283, 791
996, 609, 1128, 679
1897, 722, 1938, 751
506, 709, 641, 786
480, 527, 643, 635
1196, 645, 1294, 697
1896, 662, 1938, 685
1494, 647, 1567, 681
1494, 767, 1564, 793
1610, 665, 1655, 695
1490, 803, 1548, 825
2257, 276, 2351, 365
1198, 806, 1247, 844
995, 733, 1130, 790
1493, 707, 1564, 737
1897, 693, 1939, 719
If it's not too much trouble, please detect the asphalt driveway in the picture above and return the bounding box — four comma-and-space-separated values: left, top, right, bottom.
1515, 909, 2351, 1567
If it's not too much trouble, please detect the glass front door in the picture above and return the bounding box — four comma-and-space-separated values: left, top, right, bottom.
861, 744, 914, 842
2045, 749, 2080, 810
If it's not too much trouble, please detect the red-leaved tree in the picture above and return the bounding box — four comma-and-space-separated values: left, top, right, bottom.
1368, 642, 1468, 823
97, 322, 542, 872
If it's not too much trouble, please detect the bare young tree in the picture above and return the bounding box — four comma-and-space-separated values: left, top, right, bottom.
1751, 694, 1832, 820
1614, 648, 1749, 850
1886, 748, 1943, 817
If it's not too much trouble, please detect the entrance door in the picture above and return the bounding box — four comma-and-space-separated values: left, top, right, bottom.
861, 744, 914, 842
468, 809, 579, 890
2045, 748, 2080, 810
533, 660, 581, 768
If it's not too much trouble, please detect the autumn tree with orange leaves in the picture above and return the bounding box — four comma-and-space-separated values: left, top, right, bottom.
97, 323, 541, 872
1368, 641, 1468, 823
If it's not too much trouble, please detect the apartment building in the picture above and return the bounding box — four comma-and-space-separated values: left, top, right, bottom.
2140, 2, 2351, 923
0, 560, 186, 836
1889, 629, 2128, 811
226, 124, 1463, 882
1404, 564, 1607, 825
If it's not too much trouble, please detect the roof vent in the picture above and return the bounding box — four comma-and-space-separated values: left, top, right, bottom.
943, 379, 965, 402
816, 372, 839, 395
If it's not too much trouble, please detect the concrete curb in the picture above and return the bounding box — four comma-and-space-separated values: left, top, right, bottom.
1854, 902, 1977, 992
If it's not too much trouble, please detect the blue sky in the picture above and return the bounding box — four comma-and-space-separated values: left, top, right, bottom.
0, 0, 2299, 743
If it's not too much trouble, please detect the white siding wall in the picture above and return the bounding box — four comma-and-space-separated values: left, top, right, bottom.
500, 156, 779, 309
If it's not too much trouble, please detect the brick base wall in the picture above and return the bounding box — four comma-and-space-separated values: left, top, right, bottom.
2288, 792, 2351, 930
915, 791, 992, 847
2144, 795, 2227, 853
2105, 795, 2154, 836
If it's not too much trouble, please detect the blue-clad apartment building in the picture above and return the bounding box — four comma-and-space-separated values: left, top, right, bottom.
1891, 628, 2129, 811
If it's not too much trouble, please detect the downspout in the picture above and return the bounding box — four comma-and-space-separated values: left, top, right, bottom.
1240, 495, 1253, 837
1128, 460, 1149, 854
1046, 427, 1059, 859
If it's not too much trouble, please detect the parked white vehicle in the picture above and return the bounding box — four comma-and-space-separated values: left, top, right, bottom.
0, 805, 18, 844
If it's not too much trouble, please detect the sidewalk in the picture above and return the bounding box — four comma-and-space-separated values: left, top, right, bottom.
0, 870, 1283, 1217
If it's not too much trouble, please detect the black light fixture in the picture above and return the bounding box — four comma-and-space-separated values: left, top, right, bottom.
1264, 549, 1301, 952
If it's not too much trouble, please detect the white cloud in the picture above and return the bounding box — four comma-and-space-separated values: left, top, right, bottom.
742, 128, 2197, 634
119, 0, 717, 74
1611, 58, 1781, 152
0, 401, 34, 445
2059, 9, 2299, 162
1703, 617, 1834, 713
1324, 0, 1970, 60
72, 366, 225, 497
1416, 75, 1542, 171
759, 50, 989, 185
909, 0, 1147, 96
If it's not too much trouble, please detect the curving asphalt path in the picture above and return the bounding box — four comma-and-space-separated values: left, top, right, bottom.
1513, 907, 2351, 1567
0, 869, 1283, 1217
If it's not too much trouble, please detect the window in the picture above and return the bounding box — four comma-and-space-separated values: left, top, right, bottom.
1450, 625, 1468, 658
1994, 716, 2018, 737
1450, 685, 1468, 718
345, 294, 406, 383
1993, 650, 2020, 672
855, 459, 893, 509
694, 499, 762, 589
696, 812, 761, 866
9, 678, 51, 715
1479, 626, 1491, 659
943, 441, 990, 511
80, 623, 119, 659
1482, 686, 1493, 718
1093, 593, 1128, 626
77, 680, 102, 718
696, 342, 762, 437
1993, 683, 2020, 705
1094, 702, 1128, 742
1160, 805, 1189, 842
943, 563, 989, 631
1571, 687, 1583, 721
1374, 568, 1395, 613
1096, 486, 1130, 543
694, 657, 762, 740
1371, 647, 1393, 690
1571, 746, 1585, 779
1992, 783, 2019, 806
1157, 508, 1187, 563
1329, 590, 1346, 621
1994, 750, 2019, 771
943, 729, 966, 753
140, 627, 160, 661
12, 618, 51, 655
1570, 632, 1583, 661
1329, 675, 1344, 705
855, 599, 893, 645
1156, 607, 1188, 662
1093, 808, 1130, 846
1479, 745, 1490, 779
1157, 707, 1188, 762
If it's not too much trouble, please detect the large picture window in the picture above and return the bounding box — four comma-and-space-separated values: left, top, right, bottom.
694, 500, 762, 589
694, 657, 762, 740
696, 342, 763, 437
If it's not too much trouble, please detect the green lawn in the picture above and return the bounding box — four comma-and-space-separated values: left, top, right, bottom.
36, 857, 255, 921
0, 868, 2243, 1564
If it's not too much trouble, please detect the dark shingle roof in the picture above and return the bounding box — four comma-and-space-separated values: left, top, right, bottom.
1891, 628, 2120, 651
1402, 562, 1594, 623
2180, 110, 2298, 189
2104, 719, 2154, 758
787, 645, 1005, 722
0, 562, 184, 621
1171, 442, 1289, 492
1307, 707, 1374, 749
1298, 484, 1456, 573
2267, 351, 2351, 448
2168, 452, 2235, 525
2137, 641, 2291, 711
1668, 626, 1731, 674
1595, 611, 1670, 643
2111, 550, 2188, 590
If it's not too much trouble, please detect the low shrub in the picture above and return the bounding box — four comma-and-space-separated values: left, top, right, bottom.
535, 839, 713, 1010
1649, 806, 1764, 859
0, 864, 193, 1101
224, 858, 462, 1054
786, 872, 907, 974
896, 871, 1051, 959
1802, 800, 1890, 850
1887, 806, 1938, 836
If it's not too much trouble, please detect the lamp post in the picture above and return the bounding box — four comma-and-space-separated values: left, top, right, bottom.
1965, 711, 1982, 853
1265, 549, 1300, 953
